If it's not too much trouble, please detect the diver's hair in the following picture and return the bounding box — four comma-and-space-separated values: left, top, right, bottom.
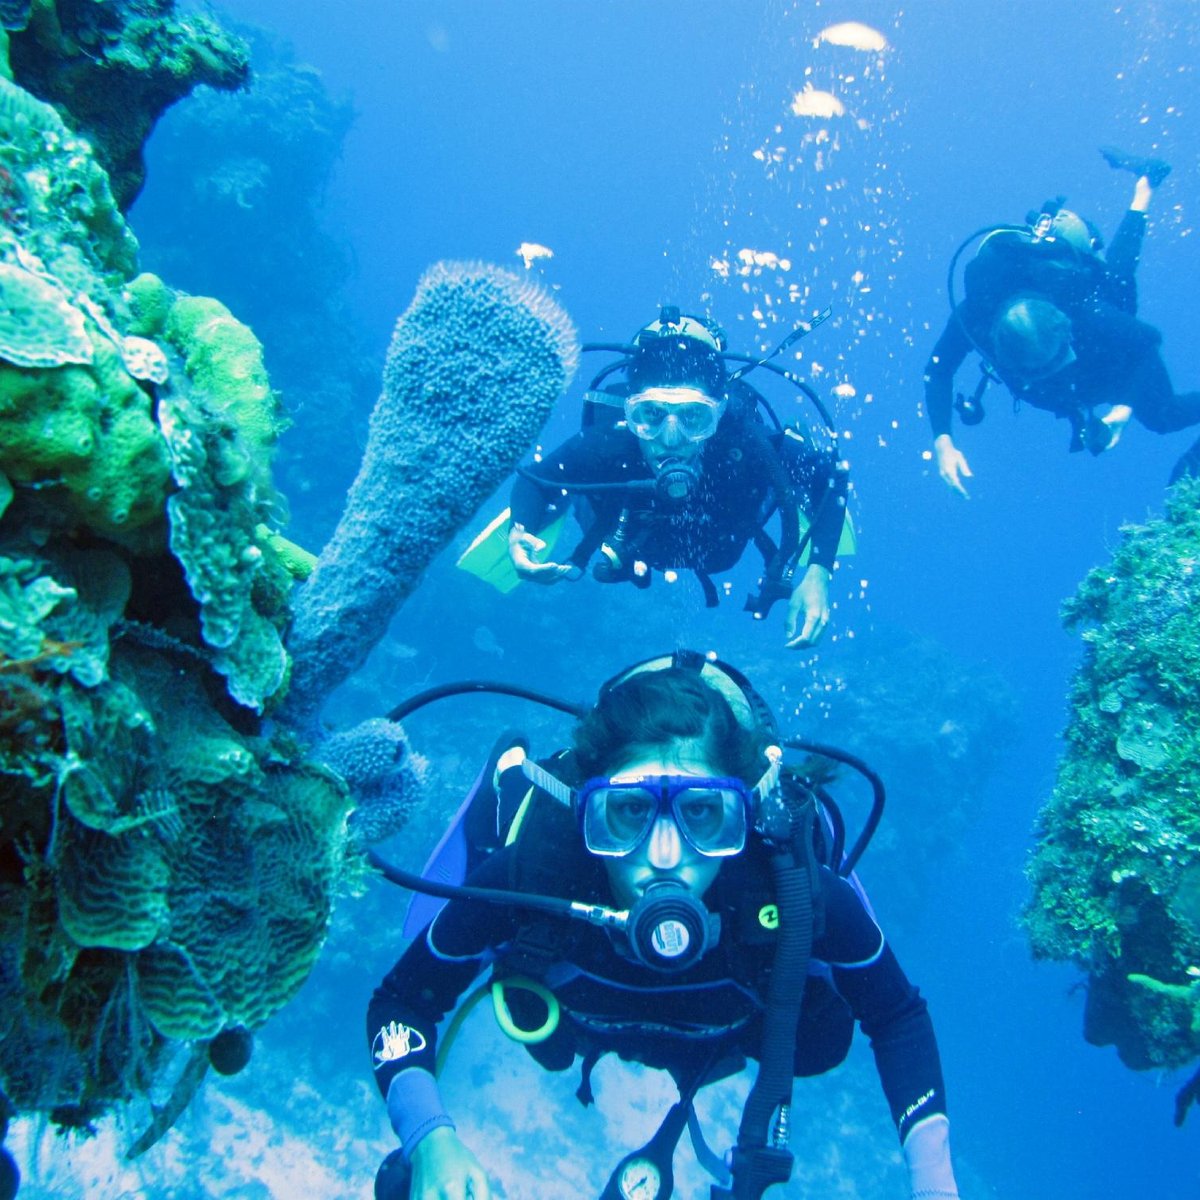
572, 667, 768, 782
990, 297, 1072, 375
628, 339, 727, 398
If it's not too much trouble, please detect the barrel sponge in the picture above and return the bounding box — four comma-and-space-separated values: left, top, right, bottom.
285, 261, 579, 724
1025, 475, 1200, 1067
316, 717, 425, 846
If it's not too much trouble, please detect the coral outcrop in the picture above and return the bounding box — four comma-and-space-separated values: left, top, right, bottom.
1026, 477, 1200, 1070
0, 20, 580, 1173
7, 0, 250, 209
0, 52, 349, 1159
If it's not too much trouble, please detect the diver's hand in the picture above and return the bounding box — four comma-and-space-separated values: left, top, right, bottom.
785, 564, 831, 649
933, 434, 972, 498
409, 1126, 491, 1200
1099, 404, 1133, 451
903, 1114, 959, 1200
507, 524, 580, 584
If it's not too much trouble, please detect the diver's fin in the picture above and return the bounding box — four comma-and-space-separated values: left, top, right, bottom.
402, 732, 529, 939
796, 507, 858, 560
456, 507, 568, 593
1099, 145, 1171, 188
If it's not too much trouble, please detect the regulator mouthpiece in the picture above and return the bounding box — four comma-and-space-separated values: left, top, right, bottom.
622, 881, 719, 972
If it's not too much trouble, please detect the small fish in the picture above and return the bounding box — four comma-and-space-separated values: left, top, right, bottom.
815, 22, 889, 52
516, 242, 554, 270
473, 625, 504, 658
790, 86, 846, 119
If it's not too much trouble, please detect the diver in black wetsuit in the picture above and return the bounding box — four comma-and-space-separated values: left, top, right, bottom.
368, 658, 960, 1200
506, 310, 850, 648
925, 147, 1200, 496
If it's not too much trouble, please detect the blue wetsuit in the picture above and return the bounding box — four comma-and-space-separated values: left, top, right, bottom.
368, 821, 948, 1149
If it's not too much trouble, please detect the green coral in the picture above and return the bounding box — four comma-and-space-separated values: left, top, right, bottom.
158, 379, 288, 713
0, 333, 172, 535
163, 295, 285, 463
0, 74, 137, 289
1026, 476, 1200, 1068
0, 58, 351, 1151
1, 641, 350, 1119
124, 271, 173, 337
0, 254, 93, 367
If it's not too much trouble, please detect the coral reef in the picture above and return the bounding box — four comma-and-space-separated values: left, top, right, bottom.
0, 59, 354, 1159
0, 29, 580, 1173
285, 261, 579, 728
7, 0, 249, 209
1026, 477, 1200, 1070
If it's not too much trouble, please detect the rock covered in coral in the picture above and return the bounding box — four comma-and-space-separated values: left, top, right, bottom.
0, 640, 350, 1128
285, 261, 579, 726
1026, 477, 1200, 1070
0, 58, 348, 1152
128, 29, 369, 545
7, 0, 249, 209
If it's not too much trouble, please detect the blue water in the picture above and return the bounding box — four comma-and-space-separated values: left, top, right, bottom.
124, 0, 1200, 1195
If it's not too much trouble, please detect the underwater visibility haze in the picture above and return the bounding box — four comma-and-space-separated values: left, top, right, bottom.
2, 0, 1200, 1197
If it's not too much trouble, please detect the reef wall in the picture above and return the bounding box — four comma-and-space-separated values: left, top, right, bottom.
0, 2, 579, 1174
0, 41, 352, 1158
1026, 477, 1200, 1072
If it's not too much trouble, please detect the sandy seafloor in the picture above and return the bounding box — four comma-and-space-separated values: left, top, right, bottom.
9, 0, 1200, 1196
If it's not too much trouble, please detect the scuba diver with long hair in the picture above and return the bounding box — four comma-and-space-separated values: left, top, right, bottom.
491, 307, 851, 649
367, 653, 960, 1200
925, 146, 1200, 496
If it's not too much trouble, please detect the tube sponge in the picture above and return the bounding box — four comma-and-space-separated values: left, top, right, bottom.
284, 261, 578, 725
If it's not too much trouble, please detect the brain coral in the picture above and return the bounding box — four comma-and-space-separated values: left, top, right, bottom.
1026, 476, 1200, 1070
0, 641, 350, 1129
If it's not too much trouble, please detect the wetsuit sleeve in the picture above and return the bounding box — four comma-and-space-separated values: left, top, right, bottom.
1102, 210, 1147, 314
777, 434, 849, 571
509, 427, 640, 531
923, 314, 972, 439
367, 852, 521, 1099
816, 873, 949, 1143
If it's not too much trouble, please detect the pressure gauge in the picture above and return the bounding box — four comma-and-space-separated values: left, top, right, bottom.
617, 1156, 662, 1200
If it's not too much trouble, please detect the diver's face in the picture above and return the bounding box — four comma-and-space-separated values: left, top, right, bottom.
638, 431, 705, 474
624, 387, 722, 475
600, 742, 724, 910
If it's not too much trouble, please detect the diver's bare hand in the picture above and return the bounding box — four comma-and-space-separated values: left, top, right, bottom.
507, 524, 580, 584
785, 564, 831, 649
934, 434, 972, 498
409, 1127, 491, 1200
1099, 404, 1133, 451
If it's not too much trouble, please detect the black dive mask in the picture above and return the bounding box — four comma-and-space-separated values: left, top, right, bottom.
611, 881, 720, 972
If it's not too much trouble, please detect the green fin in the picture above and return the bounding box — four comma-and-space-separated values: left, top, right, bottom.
797, 507, 857, 561
456, 507, 568, 593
